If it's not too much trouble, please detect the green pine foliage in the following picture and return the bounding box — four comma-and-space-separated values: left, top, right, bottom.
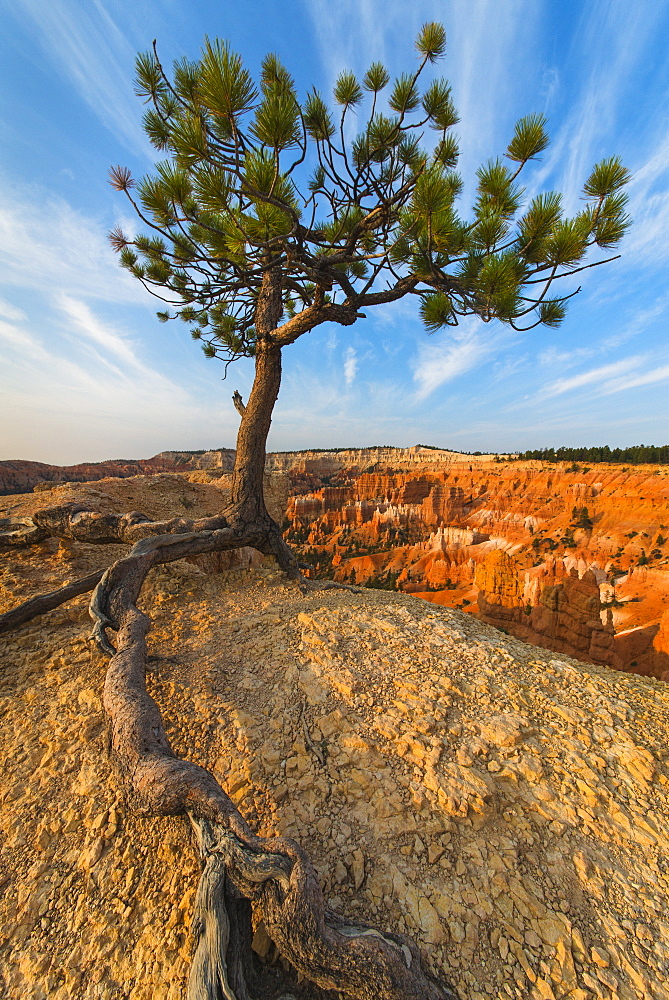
516, 445, 669, 465
110, 24, 630, 366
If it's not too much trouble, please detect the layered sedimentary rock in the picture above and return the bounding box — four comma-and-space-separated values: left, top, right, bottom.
0, 444, 491, 497
615, 608, 669, 682
475, 552, 622, 671
3, 444, 668, 677
282, 455, 669, 678
267, 444, 500, 475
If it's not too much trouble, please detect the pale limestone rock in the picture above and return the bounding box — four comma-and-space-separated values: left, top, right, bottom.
590, 945, 610, 967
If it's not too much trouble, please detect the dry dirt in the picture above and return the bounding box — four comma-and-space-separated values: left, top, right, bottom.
1, 478, 669, 1000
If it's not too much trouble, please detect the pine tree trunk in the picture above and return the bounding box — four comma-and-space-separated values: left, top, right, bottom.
0, 275, 460, 998
230, 340, 281, 528
227, 266, 299, 575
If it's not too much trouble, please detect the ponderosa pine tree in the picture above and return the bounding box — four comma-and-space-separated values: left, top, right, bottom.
108, 24, 629, 569
0, 23, 630, 1000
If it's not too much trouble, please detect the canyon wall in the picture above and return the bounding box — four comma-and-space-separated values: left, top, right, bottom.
282, 457, 669, 679
267, 445, 501, 475
475, 552, 623, 673
3, 444, 667, 678
0, 449, 236, 495
0, 445, 491, 496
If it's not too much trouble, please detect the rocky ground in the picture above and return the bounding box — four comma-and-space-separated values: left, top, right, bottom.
1, 477, 669, 1000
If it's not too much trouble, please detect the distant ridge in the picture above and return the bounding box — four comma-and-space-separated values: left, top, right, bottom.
0, 450, 237, 496
0, 445, 501, 496
3, 441, 667, 495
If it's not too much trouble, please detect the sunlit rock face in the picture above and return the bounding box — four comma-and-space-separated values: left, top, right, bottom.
476, 555, 622, 671
281, 453, 669, 679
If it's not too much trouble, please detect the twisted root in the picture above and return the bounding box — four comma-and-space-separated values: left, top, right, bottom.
92, 528, 457, 998
1, 501, 459, 997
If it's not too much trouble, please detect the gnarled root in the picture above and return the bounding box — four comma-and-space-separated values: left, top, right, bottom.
32, 501, 230, 545
0, 505, 237, 638
1, 501, 458, 996
0, 569, 104, 635
187, 818, 456, 1000
92, 525, 458, 999
0, 504, 291, 638
0, 516, 48, 548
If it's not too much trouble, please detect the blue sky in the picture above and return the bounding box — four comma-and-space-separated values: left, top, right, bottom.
1, 0, 668, 464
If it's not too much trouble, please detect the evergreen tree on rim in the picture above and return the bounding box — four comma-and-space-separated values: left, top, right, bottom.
109, 22, 630, 573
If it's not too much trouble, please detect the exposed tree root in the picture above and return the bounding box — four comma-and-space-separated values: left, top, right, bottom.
0, 569, 104, 635
31, 501, 230, 545
0, 516, 49, 548
0, 503, 301, 637
2, 502, 459, 998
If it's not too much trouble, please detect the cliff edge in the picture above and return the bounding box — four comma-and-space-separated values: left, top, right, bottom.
1, 480, 668, 999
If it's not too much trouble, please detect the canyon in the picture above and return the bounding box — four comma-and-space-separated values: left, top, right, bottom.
280, 450, 669, 682
2, 445, 668, 680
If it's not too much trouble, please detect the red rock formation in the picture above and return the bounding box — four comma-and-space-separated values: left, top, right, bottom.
5, 442, 668, 678
614, 609, 669, 681
476, 553, 622, 670
474, 550, 523, 612
0, 449, 236, 495
282, 454, 669, 678
654, 608, 669, 659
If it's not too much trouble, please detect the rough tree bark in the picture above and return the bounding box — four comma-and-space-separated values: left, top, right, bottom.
227, 268, 299, 579
0, 569, 104, 635
89, 529, 457, 999
0, 268, 460, 997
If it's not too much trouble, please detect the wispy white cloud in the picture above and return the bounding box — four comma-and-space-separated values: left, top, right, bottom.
0, 318, 37, 354
343, 346, 358, 387
541, 356, 644, 398
444, 0, 542, 205
490, 353, 529, 383
306, 0, 407, 91
525, 2, 666, 212
537, 345, 595, 369
0, 306, 177, 406
599, 364, 669, 396
624, 131, 669, 269
600, 291, 669, 350
537, 292, 669, 373
412, 320, 508, 400
14, 0, 150, 156
0, 297, 26, 322
0, 307, 238, 463
280, 361, 349, 420
0, 178, 144, 304
57, 294, 156, 380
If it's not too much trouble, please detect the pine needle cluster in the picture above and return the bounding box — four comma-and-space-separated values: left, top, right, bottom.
109, 24, 630, 364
